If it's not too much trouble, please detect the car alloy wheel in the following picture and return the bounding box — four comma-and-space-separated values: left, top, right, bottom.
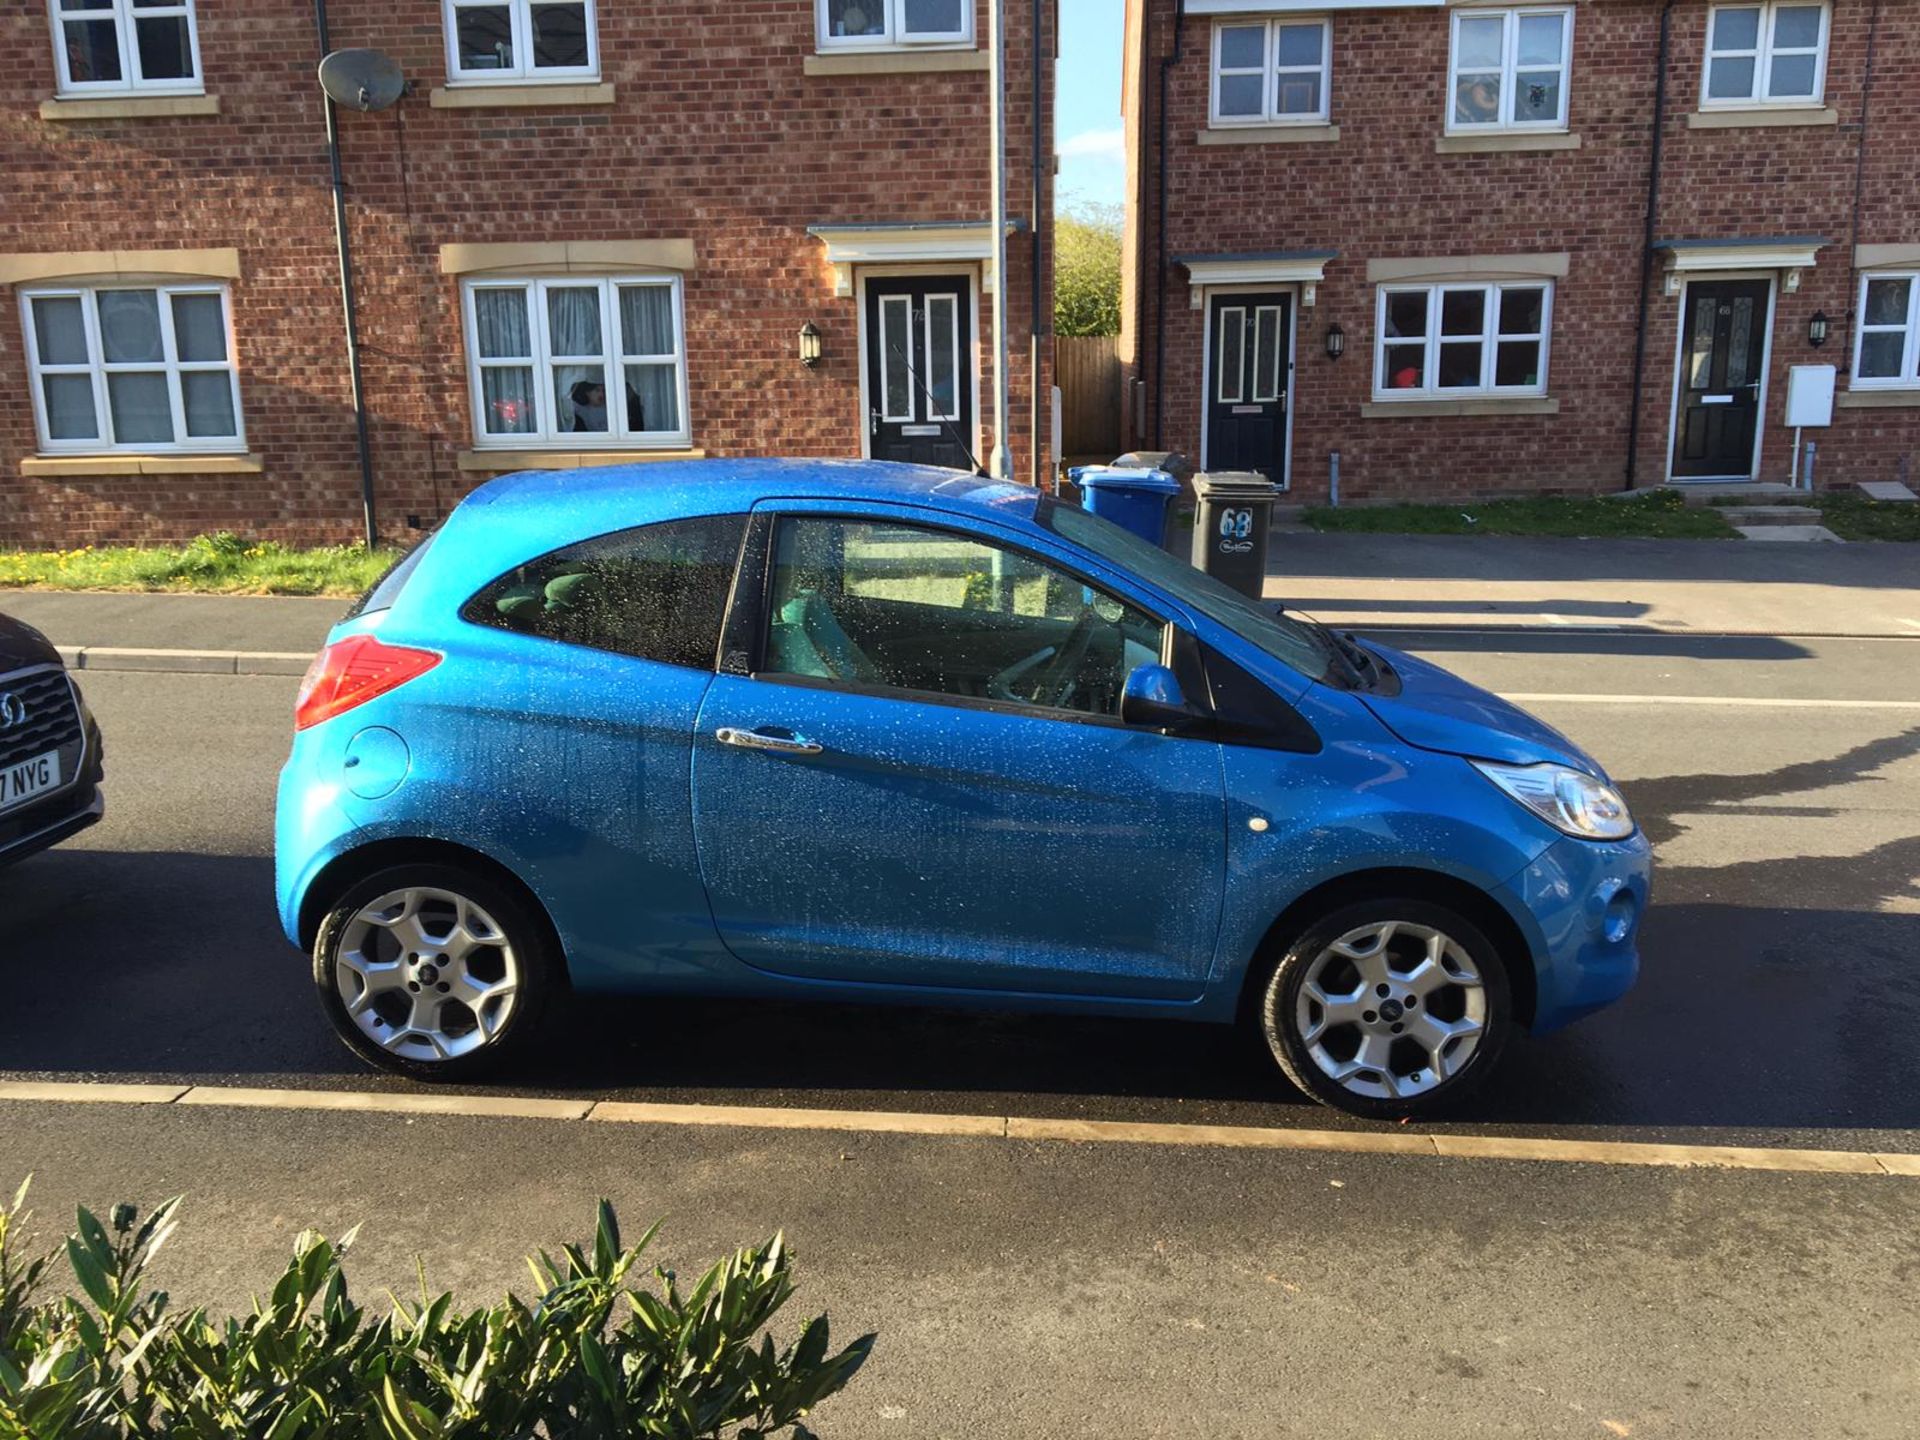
1260, 899, 1512, 1118
1294, 921, 1487, 1101
313, 862, 557, 1078
334, 886, 520, 1061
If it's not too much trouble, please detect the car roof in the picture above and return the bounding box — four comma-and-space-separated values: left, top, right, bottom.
456, 457, 1041, 554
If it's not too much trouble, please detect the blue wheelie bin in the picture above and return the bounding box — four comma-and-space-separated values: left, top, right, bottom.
1069, 464, 1181, 548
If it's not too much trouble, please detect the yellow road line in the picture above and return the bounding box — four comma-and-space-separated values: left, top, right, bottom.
1, 1080, 1914, 1177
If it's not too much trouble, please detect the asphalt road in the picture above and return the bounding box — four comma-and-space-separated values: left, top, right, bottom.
4, 630, 1918, 1435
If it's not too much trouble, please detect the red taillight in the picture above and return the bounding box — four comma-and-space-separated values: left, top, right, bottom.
294, 634, 441, 731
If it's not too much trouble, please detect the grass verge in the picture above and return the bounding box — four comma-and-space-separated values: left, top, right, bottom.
0, 532, 397, 596
1301, 490, 1734, 539
1812, 495, 1920, 542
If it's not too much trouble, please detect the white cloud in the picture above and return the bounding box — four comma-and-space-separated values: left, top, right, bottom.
1057, 127, 1126, 165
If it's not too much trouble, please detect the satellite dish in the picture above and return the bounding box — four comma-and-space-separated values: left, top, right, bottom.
318, 49, 405, 112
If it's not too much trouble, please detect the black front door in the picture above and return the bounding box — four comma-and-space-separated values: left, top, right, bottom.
1673, 279, 1770, 479
864, 275, 975, 471
1205, 291, 1290, 485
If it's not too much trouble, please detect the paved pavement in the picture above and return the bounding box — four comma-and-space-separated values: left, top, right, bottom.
5, 584, 1920, 1434
1268, 532, 1920, 636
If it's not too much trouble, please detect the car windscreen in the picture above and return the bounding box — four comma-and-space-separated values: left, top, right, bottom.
343, 531, 438, 620
1038, 499, 1331, 684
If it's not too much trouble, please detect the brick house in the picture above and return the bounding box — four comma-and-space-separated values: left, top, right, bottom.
0, 0, 1054, 545
1120, 0, 1919, 503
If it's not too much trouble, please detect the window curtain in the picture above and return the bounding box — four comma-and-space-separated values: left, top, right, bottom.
618, 287, 677, 433
475, 288, 537, 434
549, 286, 605, 432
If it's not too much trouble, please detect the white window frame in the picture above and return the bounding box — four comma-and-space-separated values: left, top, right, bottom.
1445, 6, 1573, 134
461, 274, 692, 450
47, 0, 203, 96
20, 283, 245, 455
1371, 281, 1553, 400
816, 0, 974, 53
1851, 271, 1920, 391
1209, 17, 1331, 128
442, 0, 599, 85
1700, 2, 1829, 109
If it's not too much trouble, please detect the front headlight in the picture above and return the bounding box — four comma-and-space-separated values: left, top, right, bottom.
1472, 760, 1635, 841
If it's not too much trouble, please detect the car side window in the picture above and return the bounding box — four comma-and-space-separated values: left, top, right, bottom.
464, 513, 745, 669
760, 517, 1166, 718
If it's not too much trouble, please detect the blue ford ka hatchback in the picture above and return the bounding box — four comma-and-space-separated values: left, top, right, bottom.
277, 459, 1648, 1119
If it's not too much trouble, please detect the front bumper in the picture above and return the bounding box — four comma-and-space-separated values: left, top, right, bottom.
1499, 830, 1652, 1032
0, 710, 105, 869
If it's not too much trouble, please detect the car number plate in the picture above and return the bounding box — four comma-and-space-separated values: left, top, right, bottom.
0, 749, 61, 813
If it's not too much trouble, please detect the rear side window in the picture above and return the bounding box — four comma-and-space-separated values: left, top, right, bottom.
344, 532, 437, 620
463, 514, 746, 670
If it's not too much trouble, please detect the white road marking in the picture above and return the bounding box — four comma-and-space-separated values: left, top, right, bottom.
1, 1080, 1915, 1178
1506, 693, 1920, 710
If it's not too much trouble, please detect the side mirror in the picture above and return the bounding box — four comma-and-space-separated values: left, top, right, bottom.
1120, 663, 1207, 733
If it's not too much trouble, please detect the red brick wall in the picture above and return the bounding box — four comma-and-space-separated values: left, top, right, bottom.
1126, 0, 1919, 503
0, 0, 1054, 545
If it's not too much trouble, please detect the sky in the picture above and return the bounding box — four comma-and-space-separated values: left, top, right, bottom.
1055, 0, 1125, 214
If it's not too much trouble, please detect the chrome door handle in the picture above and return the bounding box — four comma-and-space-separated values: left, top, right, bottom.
715, 726, 824, 756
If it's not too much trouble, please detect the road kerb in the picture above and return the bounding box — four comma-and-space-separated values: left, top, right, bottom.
1005, 1116, 1439, 1155
588, 1100, 1005, 1137
63, 647, 312, 676
1427, 1134, 1887, 1174
0, 1080, 189, 1105
174, 1085, 593, 1121
2, 1082, 1916, 1176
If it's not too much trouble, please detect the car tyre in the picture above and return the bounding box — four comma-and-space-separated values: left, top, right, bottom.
312, 862, 560, 1081
1258, 898, 1513, 1120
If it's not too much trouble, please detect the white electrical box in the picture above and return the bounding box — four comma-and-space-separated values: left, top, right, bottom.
1785, 364, 1836, 428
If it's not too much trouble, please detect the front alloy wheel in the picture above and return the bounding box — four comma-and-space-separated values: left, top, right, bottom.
1260, 900, 1512, 1119
313, 863, 556, 1079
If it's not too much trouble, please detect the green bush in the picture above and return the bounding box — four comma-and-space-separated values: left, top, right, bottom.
0, 1180, 872, 1440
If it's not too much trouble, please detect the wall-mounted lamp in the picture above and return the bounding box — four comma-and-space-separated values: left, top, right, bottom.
798, 320, 823, 368
1324, 322, 1345, 361
1807, 310, 1830, 348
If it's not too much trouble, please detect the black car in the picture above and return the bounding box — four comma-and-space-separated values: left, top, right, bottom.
0, 611, 103, 866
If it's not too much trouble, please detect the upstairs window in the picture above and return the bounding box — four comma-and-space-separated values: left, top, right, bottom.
51, 0, 201, 95
21, 284, 244, 453
463, 276, 689, 448
1853, 274, 1920, 390
817, 0, 972, 51
1702, 3, 1828, 107
1447, 7, 1572, 132
1374, 282, 1552, 399
443, 0, 597, 83
1211, 19, 1330, 127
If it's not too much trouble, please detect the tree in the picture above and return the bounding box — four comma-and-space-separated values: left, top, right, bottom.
1054, 202, 1122, 338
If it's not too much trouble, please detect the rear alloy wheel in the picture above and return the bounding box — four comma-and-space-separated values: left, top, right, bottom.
312, 863, 557, 1079
1259, 899, 1512, 1119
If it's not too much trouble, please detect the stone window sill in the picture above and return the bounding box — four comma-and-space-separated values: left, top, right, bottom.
804, 51, 987, 76
1687, 106, 1838, 130
1199, 123, 1339, 146
1836, 389, 1920, 410
1360, 397, 1559, 419
428, 82, 615, 108
19, 453, 261, 476
455, 448, 706, 472
1435, 131, 1580, 154
40, 94, 218, 121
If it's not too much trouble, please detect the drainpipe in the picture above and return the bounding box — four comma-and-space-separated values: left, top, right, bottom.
313, 0, 380, 546
1151, 0, 1187, 448
1029, 0, 1044, 487
987, 0, 1012, 480
1623, 0, 1676, 491
1842, 0, 1884, 361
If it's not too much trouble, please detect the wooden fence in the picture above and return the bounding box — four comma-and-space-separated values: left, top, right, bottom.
1056, 334, 1121, 458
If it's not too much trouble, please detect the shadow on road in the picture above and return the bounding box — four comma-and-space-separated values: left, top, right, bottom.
2, 724, 1916, 1138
